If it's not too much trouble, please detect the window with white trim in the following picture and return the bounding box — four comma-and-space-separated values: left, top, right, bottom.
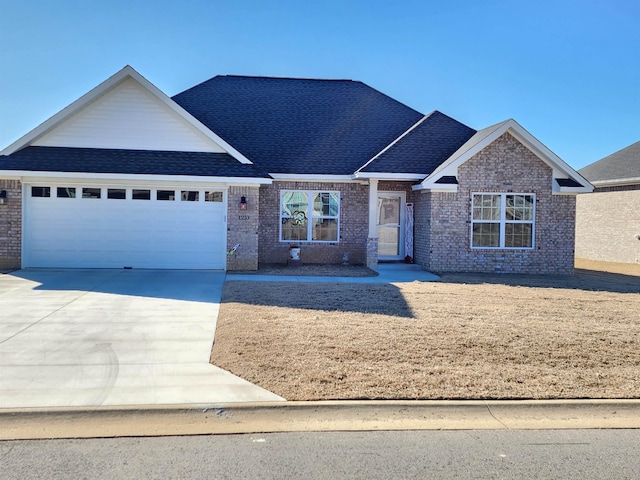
280, 191, 340, 242
471, 193, 535, 249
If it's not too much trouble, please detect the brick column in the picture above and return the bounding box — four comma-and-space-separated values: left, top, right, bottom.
226, 185, 260, 271
0, 179, 22, 270
366, 179, 379, 270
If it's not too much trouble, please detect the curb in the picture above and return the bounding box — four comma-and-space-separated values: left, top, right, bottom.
2, 400, 640, 440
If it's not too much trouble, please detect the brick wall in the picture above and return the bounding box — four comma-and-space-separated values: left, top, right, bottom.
0, 179, 22, 270
413, 190, 431, 268
418, 133, 576, 274
377, 181, 417, 202
575, 189, 640, 264
226, 185, 260, 271
259, 181, 369, 265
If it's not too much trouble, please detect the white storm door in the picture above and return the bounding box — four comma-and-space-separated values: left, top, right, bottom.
377, 192, 405, 260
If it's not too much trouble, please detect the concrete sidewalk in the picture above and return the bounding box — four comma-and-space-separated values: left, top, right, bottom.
226, 262, 440, 283
2, 400, 639, 440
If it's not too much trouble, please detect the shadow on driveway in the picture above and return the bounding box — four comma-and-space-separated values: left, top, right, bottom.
5, 268, 225, 303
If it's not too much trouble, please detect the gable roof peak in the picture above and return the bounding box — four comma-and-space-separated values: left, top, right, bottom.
1, 65, 253, 164
414, 117, 593, 194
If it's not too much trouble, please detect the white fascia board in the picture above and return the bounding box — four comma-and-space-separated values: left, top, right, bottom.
412, 178, 457, 192
556, 186, 593, 195
1, 66, 253, 165
416, 118, 594, 194
420, 121, 508, 185
354, 172, 425, 180
355, 113, 432, 174
0, 170, 272, 185
2, 66, 140, 155
504, 122, 593, 189
413, 184, 458, 193
269, 174, 360, 183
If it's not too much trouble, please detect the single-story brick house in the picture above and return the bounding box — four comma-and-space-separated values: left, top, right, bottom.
0, 66, 592, 273
576, 141, 640, 264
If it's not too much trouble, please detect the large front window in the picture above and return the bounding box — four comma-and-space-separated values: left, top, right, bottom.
471, 193, 535, 249
280, 191, 340, 242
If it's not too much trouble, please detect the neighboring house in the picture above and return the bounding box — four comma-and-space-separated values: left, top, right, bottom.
0, 66, 592, 274
575, 141, 640, 264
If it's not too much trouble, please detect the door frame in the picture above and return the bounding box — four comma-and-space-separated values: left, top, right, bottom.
377, 191, 405, 261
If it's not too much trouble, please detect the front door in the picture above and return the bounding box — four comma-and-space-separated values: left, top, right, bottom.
377, 192, 405, 260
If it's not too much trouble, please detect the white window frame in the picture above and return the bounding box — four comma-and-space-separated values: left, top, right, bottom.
471, 193, 536, 250
280, 190, 340, 243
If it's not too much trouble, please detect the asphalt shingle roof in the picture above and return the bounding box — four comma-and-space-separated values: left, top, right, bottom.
172, 75, 426, 175
579, 140, 640, 183
0, 146, 269, 178
358, 111, 476, 174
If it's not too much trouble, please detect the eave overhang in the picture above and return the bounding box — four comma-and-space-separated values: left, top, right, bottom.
413, 119, 594, 195
0, 170, 272, 185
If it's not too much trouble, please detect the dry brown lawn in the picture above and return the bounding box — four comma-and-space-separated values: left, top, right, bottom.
211, 260, 640, 400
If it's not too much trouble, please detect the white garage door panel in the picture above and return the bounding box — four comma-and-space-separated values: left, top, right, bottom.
25, 189, 226, 269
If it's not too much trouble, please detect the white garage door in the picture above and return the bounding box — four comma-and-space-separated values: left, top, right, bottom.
24, 185, 227, 269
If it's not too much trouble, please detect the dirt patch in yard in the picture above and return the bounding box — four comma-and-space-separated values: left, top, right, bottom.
212, 261, 640, 400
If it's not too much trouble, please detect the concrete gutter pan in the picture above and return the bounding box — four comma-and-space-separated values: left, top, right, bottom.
1, 400, 639, 440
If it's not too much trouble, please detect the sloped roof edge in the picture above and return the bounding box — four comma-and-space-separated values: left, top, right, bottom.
1, 66, 253, 165
355, 112, 434, 174
414, 119, 593, 193
579, 140, 640, 184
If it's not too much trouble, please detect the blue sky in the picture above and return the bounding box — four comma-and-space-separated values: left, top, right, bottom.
1, 0, 638, 169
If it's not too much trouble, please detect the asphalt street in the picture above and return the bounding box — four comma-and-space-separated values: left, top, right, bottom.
1, 429, 638, 479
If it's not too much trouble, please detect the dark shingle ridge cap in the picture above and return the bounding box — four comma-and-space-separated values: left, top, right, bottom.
173, 74, 424, 175
216, 74, 357, 82
174, 74, 421, 116
579, 140, 640, 183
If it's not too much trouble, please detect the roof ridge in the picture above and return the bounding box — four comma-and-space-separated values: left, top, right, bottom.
215, 74, 359, 82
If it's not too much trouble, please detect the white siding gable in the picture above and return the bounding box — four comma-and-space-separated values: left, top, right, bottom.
33, 78, 226, 153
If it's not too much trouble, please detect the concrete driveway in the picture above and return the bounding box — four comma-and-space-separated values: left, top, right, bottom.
0, 269, 283, 409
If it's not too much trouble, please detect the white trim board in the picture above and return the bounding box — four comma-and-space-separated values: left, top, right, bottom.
0, 170, 272, 185
1, 66, 253, 165
414, 119, 593, 194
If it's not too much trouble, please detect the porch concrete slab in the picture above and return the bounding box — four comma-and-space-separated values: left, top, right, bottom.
0, 269, 284, 409
226, 262, 440, 283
